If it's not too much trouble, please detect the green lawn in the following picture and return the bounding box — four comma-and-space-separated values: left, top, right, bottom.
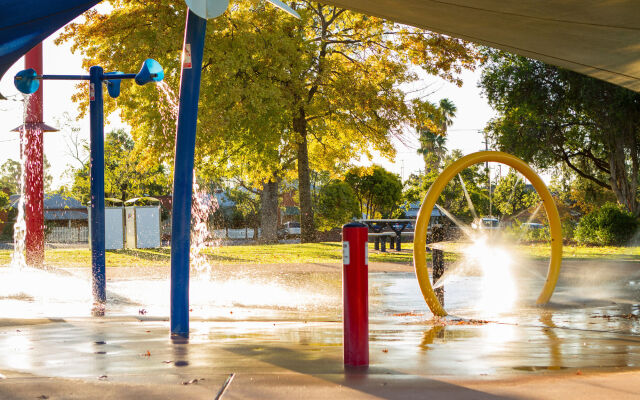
1, 242, 638, 268
0, 242, 417, 268
517, 243, 640, 260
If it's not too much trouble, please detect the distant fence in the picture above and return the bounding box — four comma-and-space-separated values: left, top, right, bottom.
212, 228, 260, 240
46, 226, 89, 243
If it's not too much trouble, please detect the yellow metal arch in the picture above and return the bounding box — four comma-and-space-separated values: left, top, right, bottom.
413, 151, 563, 316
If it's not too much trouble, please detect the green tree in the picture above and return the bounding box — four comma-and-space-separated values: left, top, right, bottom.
0, 157, 53, 195
57, 0, 478, 242
492, 171, 538, 216
480, 51, 640, 215
70, 129, 172, 203
226, 187, 261, 231
316, 180, 360, 231
0, 190, 8, 225
0, 159, 21, 194
405, 150, 488, 223
344, 165, 402, 218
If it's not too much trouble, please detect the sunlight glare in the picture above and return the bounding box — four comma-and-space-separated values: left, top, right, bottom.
463, 236, 518, 314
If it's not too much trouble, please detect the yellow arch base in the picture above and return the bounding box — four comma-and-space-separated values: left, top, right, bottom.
413, 151, 563, 317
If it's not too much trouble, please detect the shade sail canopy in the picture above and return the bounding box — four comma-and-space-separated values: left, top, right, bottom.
0, 0, 101, 80
325, 0, 640, 92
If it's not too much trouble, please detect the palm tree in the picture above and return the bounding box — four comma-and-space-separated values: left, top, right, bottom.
417, 98, 457, 173
438, 98, 457, 134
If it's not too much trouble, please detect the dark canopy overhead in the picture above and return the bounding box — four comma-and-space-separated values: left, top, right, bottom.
325, 0, 640, 92
0, 0, 101, 80
1, 1, 638, 92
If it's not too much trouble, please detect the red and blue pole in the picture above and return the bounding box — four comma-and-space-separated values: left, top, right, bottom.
342, 222, 369, 367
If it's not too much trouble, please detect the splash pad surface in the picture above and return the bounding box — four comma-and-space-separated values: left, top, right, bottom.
1, 258, 640, 399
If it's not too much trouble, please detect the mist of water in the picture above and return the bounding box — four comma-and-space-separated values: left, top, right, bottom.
190, 174, 220, 279
155, 81, 179, 156
9, 95, 32, 269
433, 204, 475, 239
10, 131, 27, 269
458, 174, 478, 221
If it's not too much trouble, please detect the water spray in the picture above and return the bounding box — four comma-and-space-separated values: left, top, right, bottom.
14, 59, 164, 307
413, 151, 563, 316
170, 0, 300, 338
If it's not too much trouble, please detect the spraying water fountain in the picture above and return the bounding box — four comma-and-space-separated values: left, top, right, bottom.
413, 151, 563, 317
168, 0, 300, 338
3, 3, 640, 397
14, 58, 165, 307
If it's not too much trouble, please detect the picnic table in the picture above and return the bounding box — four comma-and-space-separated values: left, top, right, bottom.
357, 219, 415, 252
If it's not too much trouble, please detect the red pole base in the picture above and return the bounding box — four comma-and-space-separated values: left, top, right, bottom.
342, 222, 369, 367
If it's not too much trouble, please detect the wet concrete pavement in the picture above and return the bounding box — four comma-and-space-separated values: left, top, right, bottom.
1, 259, 640, 398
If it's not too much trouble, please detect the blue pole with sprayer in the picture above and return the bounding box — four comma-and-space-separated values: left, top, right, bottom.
14, 60, 164, 309
170, 9, 207, 338
169, 0, 299, 338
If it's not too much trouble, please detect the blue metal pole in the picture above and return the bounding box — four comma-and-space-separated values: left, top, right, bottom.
170, 9, 207, 338
89, 65, 106, 304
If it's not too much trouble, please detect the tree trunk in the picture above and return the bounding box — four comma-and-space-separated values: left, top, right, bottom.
607, 133, 639, 216
294, 111, 316, 243
260, 178, 279, 243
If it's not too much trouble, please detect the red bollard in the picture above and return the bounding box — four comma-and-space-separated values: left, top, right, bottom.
342, 222, 369, 367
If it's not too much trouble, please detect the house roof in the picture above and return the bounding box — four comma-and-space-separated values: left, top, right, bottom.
213, 191, 235, 209
10, 194, 85, 211
44, 210, 87, 221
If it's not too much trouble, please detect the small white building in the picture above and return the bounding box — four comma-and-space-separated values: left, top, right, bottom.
124, 197, 161, 249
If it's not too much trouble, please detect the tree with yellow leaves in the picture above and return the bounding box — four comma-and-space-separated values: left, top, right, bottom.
57, 0, 478, 242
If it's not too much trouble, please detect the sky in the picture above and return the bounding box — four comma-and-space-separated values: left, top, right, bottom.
0, 9, 496, 190
363, 69, 496, 181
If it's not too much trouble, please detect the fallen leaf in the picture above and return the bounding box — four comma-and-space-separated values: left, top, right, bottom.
182, 378, 204, 385
382, 349, 388, 353
146, 351, 151, 357
392, 312, 422, 317
576, 370, 582, 375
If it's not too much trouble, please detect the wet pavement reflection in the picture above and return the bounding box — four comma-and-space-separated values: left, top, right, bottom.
0, 259, 639, 382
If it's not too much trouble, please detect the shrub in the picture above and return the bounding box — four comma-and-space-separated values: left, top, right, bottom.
575, 203, 638, 246
561, 219, 576, 241
316, 181, 361, 231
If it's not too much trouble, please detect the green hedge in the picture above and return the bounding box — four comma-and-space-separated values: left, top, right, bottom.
575, 203, 638, 246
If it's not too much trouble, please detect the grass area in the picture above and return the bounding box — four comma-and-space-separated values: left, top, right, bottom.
1, 242, 639, 268
0, 242, 418, 268
516, 243, 640, 260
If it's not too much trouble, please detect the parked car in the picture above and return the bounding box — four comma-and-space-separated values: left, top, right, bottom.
522, 222, 544, 230
278, 221, 301, 239
472, 217, 501, 230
